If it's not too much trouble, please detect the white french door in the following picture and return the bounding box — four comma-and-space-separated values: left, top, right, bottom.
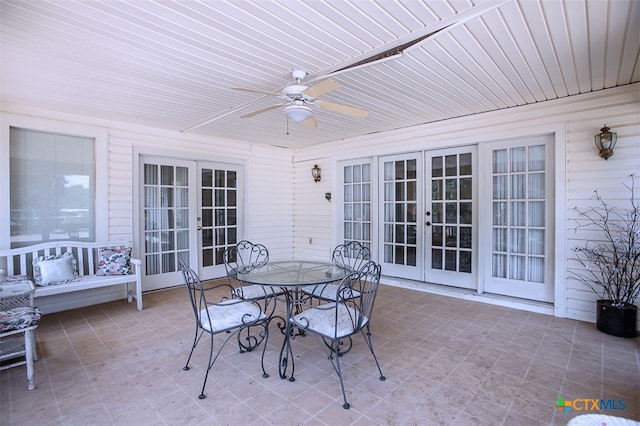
425, 147, 477, 289
378, 153, 422, 280
360, 136, 555, 304
197, 162, 242, 280
480, 135, 555, 302
139, 156, 243, 290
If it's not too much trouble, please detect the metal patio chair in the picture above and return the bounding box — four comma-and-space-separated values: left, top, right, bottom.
179, 259, 274, 400
289, 260, 386, 409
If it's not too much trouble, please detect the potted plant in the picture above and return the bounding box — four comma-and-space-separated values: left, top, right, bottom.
570, 174, 639, 338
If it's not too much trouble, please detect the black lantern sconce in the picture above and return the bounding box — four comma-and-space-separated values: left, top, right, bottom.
594, 125, 617, 160
311, 164, 321, 183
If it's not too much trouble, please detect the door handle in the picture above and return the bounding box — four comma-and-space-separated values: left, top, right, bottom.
426, 221, 431, 226
197, 226, 202, 231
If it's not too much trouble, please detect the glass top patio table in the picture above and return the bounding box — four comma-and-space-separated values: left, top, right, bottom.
231, 260, 352, 381
233, 260, 351, 287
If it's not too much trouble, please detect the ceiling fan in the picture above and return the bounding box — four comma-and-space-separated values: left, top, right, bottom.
231, 69, 368, 129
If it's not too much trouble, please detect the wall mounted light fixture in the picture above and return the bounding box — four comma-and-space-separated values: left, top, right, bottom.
594, 125, 617, 160
312, 164, 321, 183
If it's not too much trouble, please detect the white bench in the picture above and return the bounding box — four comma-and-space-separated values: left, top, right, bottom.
0, 241, 142, 311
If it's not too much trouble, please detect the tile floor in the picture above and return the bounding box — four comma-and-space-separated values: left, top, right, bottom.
1, 282, 639, 426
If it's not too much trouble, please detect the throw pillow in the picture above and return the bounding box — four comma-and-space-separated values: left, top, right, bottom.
32, 252, 79, 286
96, 247, 132, 276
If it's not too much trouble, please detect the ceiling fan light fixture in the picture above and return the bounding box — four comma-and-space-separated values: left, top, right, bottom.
284, 104, 313, 123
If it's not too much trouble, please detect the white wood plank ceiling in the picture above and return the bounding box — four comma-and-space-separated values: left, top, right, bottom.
1, 0, 638, 149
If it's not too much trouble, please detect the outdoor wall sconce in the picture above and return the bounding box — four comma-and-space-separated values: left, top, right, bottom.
594, 125, 617, 160
312, 164, 321, 183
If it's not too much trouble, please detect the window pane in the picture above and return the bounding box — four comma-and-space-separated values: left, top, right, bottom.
459, 153, 472, 175
353, 165, 361, 183
362, 164, 370, 181
492, 149, 507, 173
510, 147, 526, 172
176, 167, 189, 186
432, 156, 443, 178
10, 128, 95, 247
528, 173, 545, 199
528, 145, 545, 171
344, 166, 352, 183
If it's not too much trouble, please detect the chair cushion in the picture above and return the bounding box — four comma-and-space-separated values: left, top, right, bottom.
96, 247, 132, 276
0, 307, 42, 332
199, 299, 265, 333
300, 284, 361, 301
233, 284, 283, 300
291, 303, 368, 339
32, 252, 79, 286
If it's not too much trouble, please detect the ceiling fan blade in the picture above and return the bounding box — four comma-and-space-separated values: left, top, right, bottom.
240, 104, 282, 118
303, 79, 341, 98
232, 87, 281, 97
317, 100, 369, 118
303, 116, 317, 129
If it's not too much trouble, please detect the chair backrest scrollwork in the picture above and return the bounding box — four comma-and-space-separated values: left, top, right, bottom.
223, 240, 269, 275
332, 241, 370, 272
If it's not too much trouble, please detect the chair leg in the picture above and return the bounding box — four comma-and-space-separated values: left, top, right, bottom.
25, 329, 36, 391
32, 330, 38, 362
199, 332, 216, 399
259, 323, 270, 378
330, 340, 350, 409
361, 326, 386, 381
183, 328, 202, 371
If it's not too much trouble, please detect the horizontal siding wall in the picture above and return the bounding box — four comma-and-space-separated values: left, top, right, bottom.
293, 158, 334, 261
294, 84, 640, 324
246, 144, 294, 261
1, 105, 295, 309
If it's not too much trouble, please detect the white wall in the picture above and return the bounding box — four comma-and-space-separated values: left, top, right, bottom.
1, 105, 295, 310
293, 84, 640, 324
2, 84, 638, 321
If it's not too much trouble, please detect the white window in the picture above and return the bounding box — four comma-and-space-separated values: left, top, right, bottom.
10, 128, 95, 247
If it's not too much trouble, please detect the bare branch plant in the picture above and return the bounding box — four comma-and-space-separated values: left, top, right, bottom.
570, 174, 640, 307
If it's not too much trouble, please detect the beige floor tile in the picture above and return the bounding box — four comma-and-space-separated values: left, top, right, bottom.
1, 283, 638, 425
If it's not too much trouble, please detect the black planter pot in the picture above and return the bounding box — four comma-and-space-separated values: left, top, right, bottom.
596, 300, 638, 338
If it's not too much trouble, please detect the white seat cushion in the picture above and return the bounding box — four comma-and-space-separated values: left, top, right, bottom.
291, 302, 368, 339
199, 299, 265, 333
233, 284, 283, 300
300, 284, 360, 301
